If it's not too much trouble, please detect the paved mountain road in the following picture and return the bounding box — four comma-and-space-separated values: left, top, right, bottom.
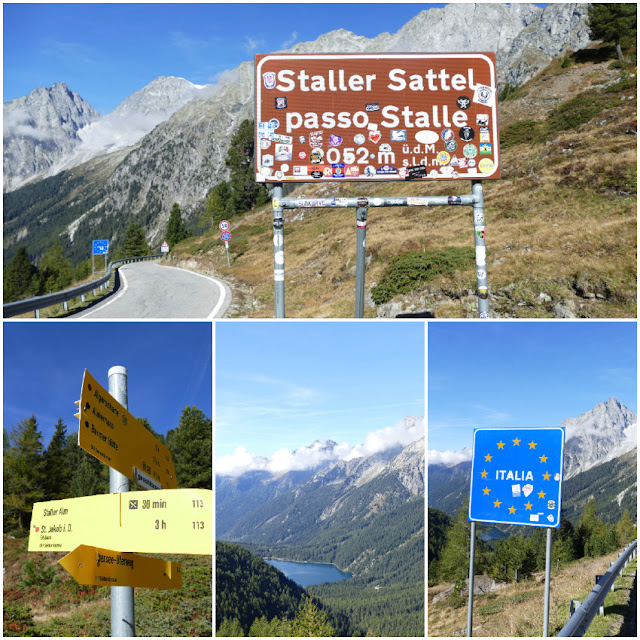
72, 262, 230, 319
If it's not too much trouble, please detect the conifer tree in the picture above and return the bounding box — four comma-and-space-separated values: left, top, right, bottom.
43, 419, 72, 501
39, 239, 74, 293
165, 406, 212, 489
226, 120, 268, 213
588, 3, 637, 60
203, 181, 234, 228
165, 203, 190, 248
291, 597, 335, 637
3, 246, 39, 302
3, 416, 46, 531
115, 223, 150, 258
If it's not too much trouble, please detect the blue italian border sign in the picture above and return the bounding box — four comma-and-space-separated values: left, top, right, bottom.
469, 428, 565, 528
93, 239, 109, 255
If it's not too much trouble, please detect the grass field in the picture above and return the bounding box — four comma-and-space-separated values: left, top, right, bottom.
428, 552, 637, 637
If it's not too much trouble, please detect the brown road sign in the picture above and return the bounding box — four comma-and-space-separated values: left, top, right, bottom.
59, 544, 182, 589
255, 52, 500, 182
77, 369, 177, 489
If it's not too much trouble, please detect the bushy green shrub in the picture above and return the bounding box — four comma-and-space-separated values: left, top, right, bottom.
3, 603, 36, 636
500, 119, 543, 148
21, 557, 59, 587
546, 93, 604, 131
370, 247, 475, 304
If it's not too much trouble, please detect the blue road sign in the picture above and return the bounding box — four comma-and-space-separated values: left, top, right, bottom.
220, 231, 231, 242
469, 428, 564, 528
93, 239, 109, 255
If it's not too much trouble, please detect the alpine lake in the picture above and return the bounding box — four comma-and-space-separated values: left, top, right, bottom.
264, 558, 352, 588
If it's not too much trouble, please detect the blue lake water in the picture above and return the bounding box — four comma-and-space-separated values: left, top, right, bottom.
265, 558, 352, 587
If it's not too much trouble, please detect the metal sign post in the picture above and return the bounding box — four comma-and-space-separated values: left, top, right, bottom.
272, 185, 286, 318
467, 427, 565, 637
355, 204, 369, 318
108, 366, 135, 638
467, 521, 477, 637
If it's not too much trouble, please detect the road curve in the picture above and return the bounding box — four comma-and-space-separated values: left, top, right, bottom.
72, 262, 230, 319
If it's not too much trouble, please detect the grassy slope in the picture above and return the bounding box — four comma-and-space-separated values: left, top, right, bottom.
428, 551, 636, 637
3, 535, 212, 637
170, 49, 636, 318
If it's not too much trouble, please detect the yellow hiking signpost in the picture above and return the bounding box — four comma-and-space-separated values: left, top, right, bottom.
28, 489, 212, 554
59, 545, 183, 589
76, 369, 177, 490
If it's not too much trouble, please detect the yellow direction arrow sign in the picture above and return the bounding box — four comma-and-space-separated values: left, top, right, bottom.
60, 545, 182, 589
77, 369, 177, 489
28, 489, 211, 554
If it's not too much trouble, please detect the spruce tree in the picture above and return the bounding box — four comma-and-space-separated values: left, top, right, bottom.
226, 120, 268, 213
165, 203, 190, 248
43, 419, 72, 501
165, 406, 212, 489
203, 181, 234, 228
588, 3, 637, 60
291, 597, 335, 637
114, 223, 150, 258
3, 416, 46, 532
39, 239, 74, 293
3, 246, 39, 302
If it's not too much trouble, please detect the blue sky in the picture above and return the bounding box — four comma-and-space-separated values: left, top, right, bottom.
429, 322, 637, 453
4, 2, 447, 113
215, 321, 424, 473
3, 322, 212, 446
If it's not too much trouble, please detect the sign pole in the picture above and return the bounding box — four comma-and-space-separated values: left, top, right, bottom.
108, 366, 135, 638
272, 184, 285, 318
472, 180, 489, 319
92, 253, 95, 276
354, 205, 368, 318
225, 241, 231, 267
467, 520, 477, 637
543, 528, 553, 636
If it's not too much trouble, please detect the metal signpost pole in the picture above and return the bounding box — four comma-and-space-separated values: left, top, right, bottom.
272, 184, 285, 318
225, 242, 231, 267
543, 528, 553, 637
92, 253, 95, 276
108, 366, 135, 637
467, 521, 477, 637
354, 205, 368, 318
472, 181, 489, 319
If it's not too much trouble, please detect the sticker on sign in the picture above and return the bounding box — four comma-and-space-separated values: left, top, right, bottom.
255, 53, 500, 183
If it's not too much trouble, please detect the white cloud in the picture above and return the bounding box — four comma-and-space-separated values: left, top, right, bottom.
428, 447, 473, 466
281, 31, 298, 49
3, 108, 51, 141
217, 416, 424, 477
243, 36, 265, 54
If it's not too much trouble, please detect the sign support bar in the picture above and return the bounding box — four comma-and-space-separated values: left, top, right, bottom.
472, 181, 489, 318
272, 184, 286, 318
355, 205, 368, 318
467, 521, 477, 637
543, 528, 552, 636
108, 366, 135, 638
273, 182, 490, 319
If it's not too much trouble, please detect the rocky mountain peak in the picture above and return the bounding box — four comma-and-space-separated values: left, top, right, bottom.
560, 398, 636, 479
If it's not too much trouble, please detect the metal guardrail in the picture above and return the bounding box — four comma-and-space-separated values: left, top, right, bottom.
3, 254, 162, 318
557, 539, 637, 637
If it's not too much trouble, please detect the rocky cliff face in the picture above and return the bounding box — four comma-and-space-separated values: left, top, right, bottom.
561, 397, 637, 478
4, 76, 214, 192
3, 82, 100, 191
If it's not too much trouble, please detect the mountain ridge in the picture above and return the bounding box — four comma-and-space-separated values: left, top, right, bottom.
4, 2, 593, 253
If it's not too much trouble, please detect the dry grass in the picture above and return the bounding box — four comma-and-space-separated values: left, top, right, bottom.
427, 552, 636, 637
170, 57, 636, 318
